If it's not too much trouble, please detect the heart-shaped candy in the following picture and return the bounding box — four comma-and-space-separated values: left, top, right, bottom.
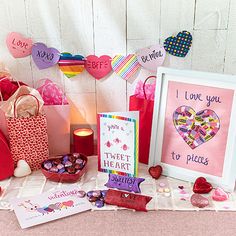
173, 106, 220, 149
14, 160, 32, 178
111, 54, 140, 80
190, 193, 209, 208
137, 44, 166, 71
32, 43, 60, 69
164, 31, 192, 57
58, 52, 85, 78
0, 130, 14, 180
6, 32, 33, 58
85, 55, 112, 80
148, 165, 162, 179
193, 177, 213, 194
212, 187, 229, 201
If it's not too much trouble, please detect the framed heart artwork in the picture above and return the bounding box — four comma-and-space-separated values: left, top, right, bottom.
149, 67, 236, 191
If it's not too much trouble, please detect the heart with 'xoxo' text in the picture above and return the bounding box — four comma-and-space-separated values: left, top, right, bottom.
173, 106, 220, 149
6, 32, 33, 58
85, 55, 112, 80
137, 44, 166, 71
164, 31, 192, 57
32, 43, 60, 69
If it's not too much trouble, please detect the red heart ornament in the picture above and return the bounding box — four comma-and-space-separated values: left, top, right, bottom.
0, 130, 14, 180
6, 32, 33, 58
85, 55, 112, 80
63, 200, 74, 207
193, 177, 213, 194
148, 165, 162, 179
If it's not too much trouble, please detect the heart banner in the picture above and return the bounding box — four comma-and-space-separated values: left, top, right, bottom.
5, 30, 193, 79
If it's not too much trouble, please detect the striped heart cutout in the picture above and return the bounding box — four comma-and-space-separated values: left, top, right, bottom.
58, 52, 85, 78
111, 54, 140, 80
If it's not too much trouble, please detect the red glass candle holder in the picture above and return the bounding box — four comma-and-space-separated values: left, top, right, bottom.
73, 128, 94, 156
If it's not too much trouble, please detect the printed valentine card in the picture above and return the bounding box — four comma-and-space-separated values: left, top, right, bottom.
150, 67, 236, 191
11, 186, 91, 229
97, 112, 139, 177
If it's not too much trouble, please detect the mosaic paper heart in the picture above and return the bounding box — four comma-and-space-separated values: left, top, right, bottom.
6, 32, 33, 58
164, 31, 192, 57
137, 44, 166, 71
58, 52, 85, 78
85, 55, 112, 80
32, 43, 60, 69
111, 54, 140, 80
173, 106, 220, 149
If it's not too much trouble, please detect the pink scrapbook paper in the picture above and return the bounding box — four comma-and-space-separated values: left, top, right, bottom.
161, 81, 234, 177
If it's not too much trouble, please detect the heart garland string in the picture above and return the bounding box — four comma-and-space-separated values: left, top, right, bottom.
5, 30, 193, 79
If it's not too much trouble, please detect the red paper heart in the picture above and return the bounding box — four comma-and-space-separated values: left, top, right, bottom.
0, 130, 14, 180
148, 165, 162, 179
85, 55, 112, 80
193, 177, 213, 194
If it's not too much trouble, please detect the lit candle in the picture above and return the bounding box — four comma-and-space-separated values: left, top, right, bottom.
73, 128, 94, 156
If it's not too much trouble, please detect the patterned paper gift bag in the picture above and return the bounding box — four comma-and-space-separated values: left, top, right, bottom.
6, 94, 49, 170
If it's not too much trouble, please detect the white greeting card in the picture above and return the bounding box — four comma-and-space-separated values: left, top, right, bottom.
97, 111, 139, 176
11, 186, 92, 229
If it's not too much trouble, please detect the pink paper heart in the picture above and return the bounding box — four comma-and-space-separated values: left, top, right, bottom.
137, 44, 166, 71
212, 187, 229, 201
85, 55, 112, 80
173, 106, 220, 149
6, 32, 33, 58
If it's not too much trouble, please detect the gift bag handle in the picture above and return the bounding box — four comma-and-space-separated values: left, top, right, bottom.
143, 76, 157, 100
13, 94, 40, 118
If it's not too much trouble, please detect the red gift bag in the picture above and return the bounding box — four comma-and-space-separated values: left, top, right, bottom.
129, 76, 156, 164
6, 94, 49, 170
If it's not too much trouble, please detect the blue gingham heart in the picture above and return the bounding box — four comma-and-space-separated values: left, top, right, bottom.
163, 31, 192, 57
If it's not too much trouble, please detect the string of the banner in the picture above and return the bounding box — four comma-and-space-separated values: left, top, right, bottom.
5, 30, 193, 81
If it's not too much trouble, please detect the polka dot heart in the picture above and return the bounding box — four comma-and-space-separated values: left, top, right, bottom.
163, 31, 192, 57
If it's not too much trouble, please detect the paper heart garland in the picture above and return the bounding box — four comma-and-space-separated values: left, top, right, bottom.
173, 106, 220, 149
164, 31, 192, 57
137, 45, 166, 71
85, 55, 112, 80
111, 54, 140, 80
148, 165, 162, 179
212, 187, 229, 201
14, 160, 32, 178
193, 177, 213, 194
6, 32, 33, 58
0, 130, 14, 180
190, 193, 209, 208
32, 43, 60, 69
58, 52, 85, 78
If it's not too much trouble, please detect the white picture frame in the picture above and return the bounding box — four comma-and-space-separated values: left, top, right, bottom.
149, 67, 236, 191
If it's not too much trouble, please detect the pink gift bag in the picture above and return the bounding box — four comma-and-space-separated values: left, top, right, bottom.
37, 79, 70, 155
